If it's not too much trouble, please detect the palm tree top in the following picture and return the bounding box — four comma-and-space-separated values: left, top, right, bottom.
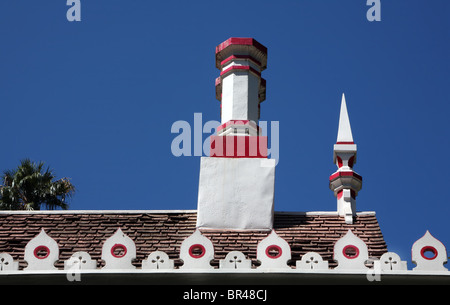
0, 159, 75, 210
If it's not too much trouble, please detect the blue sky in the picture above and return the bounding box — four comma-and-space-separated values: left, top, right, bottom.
0, 1, 449, 266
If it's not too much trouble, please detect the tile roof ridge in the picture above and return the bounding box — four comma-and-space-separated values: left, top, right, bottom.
0, 209, 376, 217
274, 211, 376, 216
0, 209, 198, 215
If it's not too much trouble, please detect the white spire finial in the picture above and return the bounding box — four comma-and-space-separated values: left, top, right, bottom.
336, 93, 354, 143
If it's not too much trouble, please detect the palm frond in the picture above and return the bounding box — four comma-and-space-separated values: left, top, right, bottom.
0, 159, 75, 210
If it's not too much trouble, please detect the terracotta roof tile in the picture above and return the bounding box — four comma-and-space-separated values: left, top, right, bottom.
0, 211, 387, 269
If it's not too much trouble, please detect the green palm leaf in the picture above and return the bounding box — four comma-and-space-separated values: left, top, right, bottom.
0, 159, 75, 210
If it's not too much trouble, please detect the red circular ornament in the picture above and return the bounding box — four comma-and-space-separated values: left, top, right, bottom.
265, 245, 282, 259
420, 246, 438, 260
342, 245, 359, 259
189, 244, 206, 258
111, 244, 127, 258
34, 245, 50, 259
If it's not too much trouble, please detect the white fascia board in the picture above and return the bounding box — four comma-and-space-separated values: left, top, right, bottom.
2, 268, 449, 277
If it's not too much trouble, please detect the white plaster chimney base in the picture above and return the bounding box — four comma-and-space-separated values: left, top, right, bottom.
196, 157, 275, 230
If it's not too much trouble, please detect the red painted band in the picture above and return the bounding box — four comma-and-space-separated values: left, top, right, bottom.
210, 135, 268, 158
329, 171, 362, 181
215, 37, 267, 55
336, 141, 355, 144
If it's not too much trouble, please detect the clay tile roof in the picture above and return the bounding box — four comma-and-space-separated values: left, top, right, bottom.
0, 211, 387, 269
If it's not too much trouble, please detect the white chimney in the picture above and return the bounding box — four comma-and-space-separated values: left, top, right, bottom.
196, 38, 275, 230
215, 37, 267, 132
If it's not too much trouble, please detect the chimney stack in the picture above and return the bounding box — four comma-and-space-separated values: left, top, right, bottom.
215, 37, 267, 129
210, 38, 268, 158
196, 38, 275, 230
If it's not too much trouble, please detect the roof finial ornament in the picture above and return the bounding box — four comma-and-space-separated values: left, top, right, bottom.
336, 93, 354, 144
329, 94, 362, 224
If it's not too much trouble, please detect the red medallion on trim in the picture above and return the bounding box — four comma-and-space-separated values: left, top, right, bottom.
34, 245, 50, 259
265, 245, 282, 259
342, 245, 359, 259
111, 244, 127, 258
420, 246, 438, 260
189, 244, 206, 258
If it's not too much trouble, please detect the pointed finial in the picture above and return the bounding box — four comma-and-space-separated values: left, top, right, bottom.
331, 93, 360, 224
336, 93, 354, 144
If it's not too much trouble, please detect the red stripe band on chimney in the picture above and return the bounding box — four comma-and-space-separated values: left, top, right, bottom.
209, 135, 268, 158
215, 38, 268, 55
216, 120, 261, 132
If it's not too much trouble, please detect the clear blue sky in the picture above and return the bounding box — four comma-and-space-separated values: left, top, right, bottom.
1, 1, 449, 266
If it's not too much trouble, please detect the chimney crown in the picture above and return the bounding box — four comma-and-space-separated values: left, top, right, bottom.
215, 37, 267, 70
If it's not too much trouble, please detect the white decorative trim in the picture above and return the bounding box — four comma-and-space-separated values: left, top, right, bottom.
220, 251, 252, 269
0, 216, 448, 280
296, 252, 329, 270
333, 230, 369, 271
101, 228, 136, 270
64, 251, 97, 270
412, 231, 448, 271
374, 252, 407, 271
24, 229, 59, 271
142, 251, 174, 270
179, 230, 214, 269
0, 253, 19, 271
257, 231, 291, 269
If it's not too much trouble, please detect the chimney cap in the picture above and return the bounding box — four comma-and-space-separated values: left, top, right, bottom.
215, 37, 268, 70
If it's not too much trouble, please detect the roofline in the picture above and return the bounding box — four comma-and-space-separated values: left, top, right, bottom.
0, 209, 198, 214
0, 268, 446, 276
0, 269, 448, 285
0, 210, 375, 216
275, 211, 376, 216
